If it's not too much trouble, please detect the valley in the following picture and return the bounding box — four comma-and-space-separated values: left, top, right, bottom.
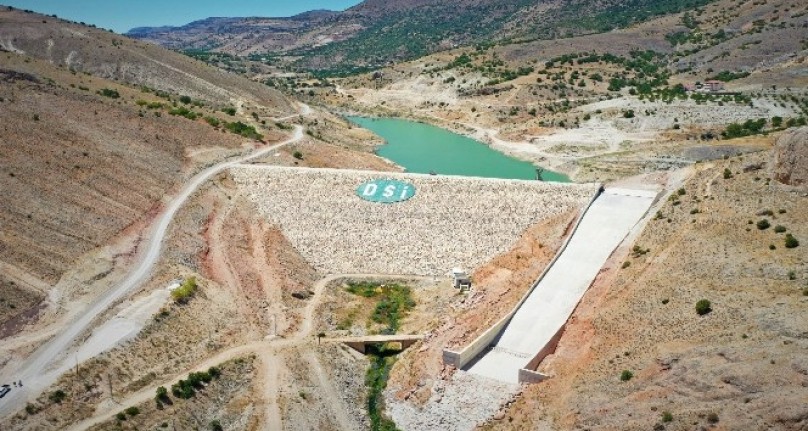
0, 1, 806, 430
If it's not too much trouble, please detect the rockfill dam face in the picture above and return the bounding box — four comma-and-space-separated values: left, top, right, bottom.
231, 166, 598, 276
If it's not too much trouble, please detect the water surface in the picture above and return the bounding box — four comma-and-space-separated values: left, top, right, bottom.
347, 116, 569, 182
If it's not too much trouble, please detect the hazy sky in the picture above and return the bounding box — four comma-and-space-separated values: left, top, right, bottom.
1, 0, 363, 33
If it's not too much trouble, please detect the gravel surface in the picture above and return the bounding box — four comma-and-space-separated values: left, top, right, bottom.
386, 371, 519, 431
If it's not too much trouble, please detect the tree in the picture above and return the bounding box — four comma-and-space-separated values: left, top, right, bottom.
210, 420, 223, 431
179, 95, 192, 104
620, 370, 633, 381
696, 299, 712, 315
48, 390, 66, 404
785, 234, 799, 248
756, 219, 771, 230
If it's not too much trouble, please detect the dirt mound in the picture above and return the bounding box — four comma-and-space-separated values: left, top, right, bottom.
772, 127, 808, 187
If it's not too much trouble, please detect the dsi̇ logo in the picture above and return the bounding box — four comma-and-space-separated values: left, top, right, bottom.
356, 179, 416, 203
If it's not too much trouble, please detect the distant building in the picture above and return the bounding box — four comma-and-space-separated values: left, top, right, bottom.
703, 80, 724, 92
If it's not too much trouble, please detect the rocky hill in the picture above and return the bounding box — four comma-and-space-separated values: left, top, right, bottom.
126, 0, 718, 74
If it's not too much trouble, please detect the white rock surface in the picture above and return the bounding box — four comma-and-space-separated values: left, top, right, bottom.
231, 166, 598, 276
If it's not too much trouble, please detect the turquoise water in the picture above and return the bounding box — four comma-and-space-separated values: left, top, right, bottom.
347, 116, 569, 182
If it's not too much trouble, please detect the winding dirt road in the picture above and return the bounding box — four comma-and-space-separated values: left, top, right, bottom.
0, 105, 309, 419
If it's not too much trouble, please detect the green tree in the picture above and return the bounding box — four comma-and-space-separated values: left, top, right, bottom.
785, 234, 799, 248
696, 299, 712, 315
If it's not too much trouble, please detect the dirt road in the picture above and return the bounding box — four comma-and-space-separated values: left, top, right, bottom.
0, 105, 310, 419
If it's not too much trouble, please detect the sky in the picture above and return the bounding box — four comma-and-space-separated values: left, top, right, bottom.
1, 0, 363, 33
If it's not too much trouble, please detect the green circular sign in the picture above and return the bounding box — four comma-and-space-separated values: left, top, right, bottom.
356, 179, 416, 203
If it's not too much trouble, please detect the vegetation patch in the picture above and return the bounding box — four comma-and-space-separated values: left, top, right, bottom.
345, 282, 415, 334
224, 121, 263, 141
171, 277, 198, 303
696, 299, 712, 315
366, 347, 401, 431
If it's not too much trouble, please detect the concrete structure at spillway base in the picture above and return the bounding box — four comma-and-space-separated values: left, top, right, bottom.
444, 188, 659, 384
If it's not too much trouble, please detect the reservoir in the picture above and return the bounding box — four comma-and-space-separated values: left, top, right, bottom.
347, 117, 569, 182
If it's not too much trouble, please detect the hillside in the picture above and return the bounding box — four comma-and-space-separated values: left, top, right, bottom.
317, 0, 807, 182
126, 0, 718, 75
0, 7, 292, 111
0, 8, 297, 341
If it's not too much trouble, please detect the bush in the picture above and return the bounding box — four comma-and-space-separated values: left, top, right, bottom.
785, 234, 799, 248
662, 411, 673, 422
204, 116, 220, 128
98, 88, 120, 99
125, 406, 140, 416
171, 277, 198, 303
756, 219, 770, 230
225, 121, 263, 140
169, 106, 199, 120
696, 299, 712, 315
48, 389, 66, 404
620, 370, 634, 381
723, 168, 733, 179
774, 225, 786, 233
179, 95, 192, 104
155, 386, 168, 403
707, 412, 719, 423
623, 109, 635, 118
293, 151, 304, 160
116, 412, 126, 421
210, 420, 223, 431
222, 107, 236, 116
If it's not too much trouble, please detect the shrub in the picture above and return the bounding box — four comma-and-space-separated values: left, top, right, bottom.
222, 107, 236, 116
225, 121, 263, 140
179, 95, 192, 104
621, 261, 631, 269
155, 386, 168, 403
620, 370, 633, 381
774, 225, 786, 233
48, 389, 66, 404
623, 109, 635, 118
169, 106, 199, 120
125, 406, 140, 416
116, 412, 127, 421
785, 234, 799, 248
662, 411, 673, 422
707, 412, 719, 423
723, 168, 733, 179
171, 277, 198, 303
210, 420, 223, 431
293, 151, 304, 160
98, 88, 120, 98
696, 299, 712, 315
204, 116, 220, 128
756, 219, 770, 230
